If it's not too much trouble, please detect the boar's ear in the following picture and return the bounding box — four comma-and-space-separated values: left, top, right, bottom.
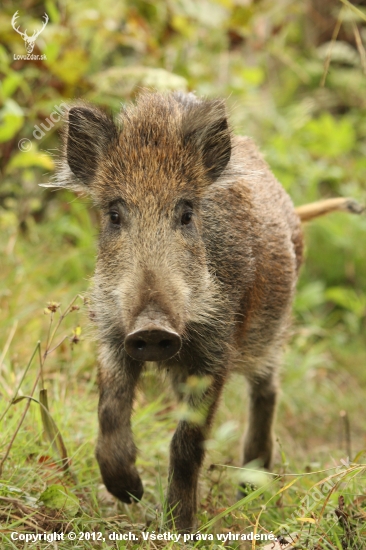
182, 99, 231, 181
65, 105, 117, 185
40, 105, 118, 191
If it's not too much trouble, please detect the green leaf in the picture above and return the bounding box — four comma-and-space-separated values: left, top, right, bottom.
295, 281, 326, 313
49, 49, 89, 85
0, 99, 24, 142
39, 389, 69, 470
0, 73, 23, 100
302, 113, 356, 158
326, 286, 366, 317
39, 485, 79, 515
7, 149, 54, 170
45, 0, 61, 23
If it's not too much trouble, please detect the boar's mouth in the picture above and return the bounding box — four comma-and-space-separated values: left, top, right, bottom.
124, 323, 181, 362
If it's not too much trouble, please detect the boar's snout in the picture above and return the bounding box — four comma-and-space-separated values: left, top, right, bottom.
124, 324, 181, 362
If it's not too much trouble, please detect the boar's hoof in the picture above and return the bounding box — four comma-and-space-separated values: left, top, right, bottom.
105, 476, 144, 504
236, 482, 257, 501
124, 324, 181, 361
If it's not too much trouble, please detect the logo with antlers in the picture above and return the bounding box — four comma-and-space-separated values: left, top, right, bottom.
12, 11, 49, 54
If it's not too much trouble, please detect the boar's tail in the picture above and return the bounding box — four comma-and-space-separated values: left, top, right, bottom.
295, 197, 364, 222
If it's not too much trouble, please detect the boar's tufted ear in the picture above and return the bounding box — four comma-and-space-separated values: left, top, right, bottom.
65, 105, 118, 185
182, 99, 231, 181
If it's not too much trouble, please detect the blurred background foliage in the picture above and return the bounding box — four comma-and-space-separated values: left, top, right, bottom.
0, 0, 365, 492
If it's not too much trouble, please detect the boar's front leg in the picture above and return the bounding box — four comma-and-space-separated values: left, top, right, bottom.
167, 371, 226, 532
96, 347, 143, 504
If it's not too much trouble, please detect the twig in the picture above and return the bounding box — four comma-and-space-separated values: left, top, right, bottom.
0, 369, 41, 475
340, 410, 352, 460
38, 342, 44, 390
0, 496, 35, 516
45, 295, 83, 359
321, 7, 344, 87
4, 513, 41, 530
338, 0, 366, 22
44, 335, 69, 357
0, 341, 41, 423
0, 321, 18, 397
0, 320, 18, 369
353, 23, 366, 74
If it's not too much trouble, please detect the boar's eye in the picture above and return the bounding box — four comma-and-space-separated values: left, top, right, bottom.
181, 211, 193, 225
109, 211, 120, 225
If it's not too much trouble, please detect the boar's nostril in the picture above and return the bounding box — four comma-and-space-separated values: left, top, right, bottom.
136, 340, 146, 351
124, 326, 181, 362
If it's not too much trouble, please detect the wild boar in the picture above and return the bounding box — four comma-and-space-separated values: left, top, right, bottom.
46, 91, 363, 532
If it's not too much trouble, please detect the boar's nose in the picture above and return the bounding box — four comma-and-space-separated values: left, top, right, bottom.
124, 324, 181, 362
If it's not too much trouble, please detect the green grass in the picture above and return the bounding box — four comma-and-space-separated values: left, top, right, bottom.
0, 214, 365, 549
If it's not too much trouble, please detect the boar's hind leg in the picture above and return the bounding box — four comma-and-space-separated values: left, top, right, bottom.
167, 372, 226, 532
96, 349, 144, 504
238, 367, 278, 498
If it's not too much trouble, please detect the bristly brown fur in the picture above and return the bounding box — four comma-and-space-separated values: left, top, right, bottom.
51, 91, 359, 533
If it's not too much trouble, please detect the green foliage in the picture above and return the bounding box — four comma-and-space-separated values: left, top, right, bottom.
40, 484, 79, 514
0, 0, 365, 548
